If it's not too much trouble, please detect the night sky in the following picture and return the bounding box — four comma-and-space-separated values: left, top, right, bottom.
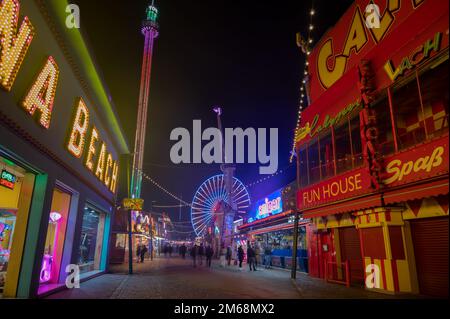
73, 0, 353, 229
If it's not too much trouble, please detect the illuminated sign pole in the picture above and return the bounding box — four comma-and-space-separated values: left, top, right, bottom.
128, 1, 159, 274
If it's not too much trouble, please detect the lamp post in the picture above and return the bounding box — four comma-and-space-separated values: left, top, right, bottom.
150, 200, 157, 260
291, 211, 300, 279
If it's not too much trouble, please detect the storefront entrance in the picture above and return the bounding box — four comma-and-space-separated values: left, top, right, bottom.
339, 227, 364, 286
410, 217, 449, 298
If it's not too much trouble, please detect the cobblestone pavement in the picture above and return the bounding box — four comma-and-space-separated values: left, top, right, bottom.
45, 257, 419, 299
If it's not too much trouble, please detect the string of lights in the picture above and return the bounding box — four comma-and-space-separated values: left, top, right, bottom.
290, 1, 316, 163
246, 162, 295, 188
138, 169, 191, 206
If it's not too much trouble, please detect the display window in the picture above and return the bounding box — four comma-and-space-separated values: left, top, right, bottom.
77, 205, 106, 274
39, 188, 71, 288
0, 155, 35, 296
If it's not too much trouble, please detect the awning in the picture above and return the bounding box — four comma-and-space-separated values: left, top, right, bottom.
238, 210, 293, 230
302, 193, 383, 218
247, 221, 310, 236
382, 178, 449, 206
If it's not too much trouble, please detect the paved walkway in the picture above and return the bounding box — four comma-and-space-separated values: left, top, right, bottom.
45, 257, 419, 299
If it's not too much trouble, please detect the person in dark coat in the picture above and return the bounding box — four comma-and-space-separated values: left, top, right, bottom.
140, 244, 147, 263
180, 244, 187, 259
237, 245, 244, 268
205, 245, 214, 267
190, 244, 198, 267
136, 244, 142, 263
226, 247, 232, 266
247, 245, 257, 271
198, 243, 204, 265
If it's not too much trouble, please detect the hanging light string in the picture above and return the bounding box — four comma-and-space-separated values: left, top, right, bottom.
138, 169, 191, 206
245, 162, 295, 188
290, 2, 315, 163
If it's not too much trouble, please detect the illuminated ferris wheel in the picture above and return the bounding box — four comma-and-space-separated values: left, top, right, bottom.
191, 174, 251, 237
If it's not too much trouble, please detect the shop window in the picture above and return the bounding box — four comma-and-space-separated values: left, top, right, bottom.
350, 115, 364, 168
298, 146, 309, 188
307, 138, 320, 185
39, 188, 71, 288
417, 59, 449, 139
392, 77, 426, 150
319, 131, 334, 180
0, 156, 32, 296
334, 120, 353, 174
77, 205, 106, 274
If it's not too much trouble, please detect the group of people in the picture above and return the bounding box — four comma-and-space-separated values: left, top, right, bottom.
189, 243, 214, 267
135, 243, 149, 263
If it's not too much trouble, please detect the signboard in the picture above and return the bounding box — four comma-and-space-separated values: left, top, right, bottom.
247, 190, 283, 223
382, 136, 448, 187
123, 198, 144, 211
297, 168, 372, 210
295, 0, 449, 148
0, 170, 16, 190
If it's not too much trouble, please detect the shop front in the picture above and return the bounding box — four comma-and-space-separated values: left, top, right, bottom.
0, 0, 128, 298
237, 183, 308, 271
294, 0, 448, 297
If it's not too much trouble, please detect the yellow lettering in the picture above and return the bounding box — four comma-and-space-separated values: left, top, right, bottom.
317, 39, 347, 89
85, 127, 98, 171
67, 98, 89, 158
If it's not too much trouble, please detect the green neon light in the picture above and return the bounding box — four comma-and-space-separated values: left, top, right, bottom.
50, 1, 129, 153
147, 6, 158, 22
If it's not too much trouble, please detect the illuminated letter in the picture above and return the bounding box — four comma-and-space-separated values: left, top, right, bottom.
317, 39, 347, 89
109, 161, 119, 193
85, 127, 98, 171
22, 56, 59, 129
342, 7, 367, 57
0, 0, 34, 91
67, 98, 89, 158
95, 142, 107, 181
104, 153, 113, 187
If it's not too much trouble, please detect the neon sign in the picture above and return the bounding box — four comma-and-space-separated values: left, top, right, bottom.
248, 190, 283, 223
0, 169, 16, 190
0, 0, 120, 194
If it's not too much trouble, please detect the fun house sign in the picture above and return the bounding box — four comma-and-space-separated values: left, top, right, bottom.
0, 0, 119, 193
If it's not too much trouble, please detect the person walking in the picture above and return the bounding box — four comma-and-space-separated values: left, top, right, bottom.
237, 245, 244, 268
255, 244, 261, 268
190, 244, 197, 267
198, 243, 204, 266
247, 245, 257, 271
205, 245, 214, 268
136, 243, 142, 263
169, 244, 173, 257
140, 244, 147, 263
226, 246, 232, 266
264, 245, 272, 269
180, 244, 187, 259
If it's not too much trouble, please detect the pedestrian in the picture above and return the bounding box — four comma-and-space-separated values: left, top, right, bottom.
226, 246, 232, 266
181, 244, 187, 259
164, 244, 168, 257
198, 243, 204, 266
264, 245, 272, 269
190, 244, 197, 267
136, 243, 142, 263
237, 245, 244, 268
169, 244, 173, 257
140, 244, 147, 263
255, 244, 261, 268
247, 245, 257, 271
205, 245, 214, 267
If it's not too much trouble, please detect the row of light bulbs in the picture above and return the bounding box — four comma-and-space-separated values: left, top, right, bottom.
290, 6, 316, 163
138, 169, 192, 206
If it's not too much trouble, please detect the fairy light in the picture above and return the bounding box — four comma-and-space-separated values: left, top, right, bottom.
67, 98, 89, 158
104, 153, 113, 187
22, 56, 59, 129
109, 161, 119, 193
95, 142, 107, 181
0, 0, 35, 91
290, 1, 316, 163
138, 169, 191, 206
85, 126, 99, 171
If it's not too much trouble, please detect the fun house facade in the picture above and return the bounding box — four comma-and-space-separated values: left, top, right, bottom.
295, 0, 448, 297
0, 0, 129, 298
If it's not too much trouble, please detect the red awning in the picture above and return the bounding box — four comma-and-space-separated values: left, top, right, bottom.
382, 178, 449, 206
302, 193, 383, 218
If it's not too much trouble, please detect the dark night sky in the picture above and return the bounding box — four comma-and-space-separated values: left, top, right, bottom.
73, 0, 353, 228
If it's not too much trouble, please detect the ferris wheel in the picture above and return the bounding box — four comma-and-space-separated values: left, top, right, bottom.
191, 174, 251, 237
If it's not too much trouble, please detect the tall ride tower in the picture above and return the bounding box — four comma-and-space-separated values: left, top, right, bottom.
131, 2, 159, 199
